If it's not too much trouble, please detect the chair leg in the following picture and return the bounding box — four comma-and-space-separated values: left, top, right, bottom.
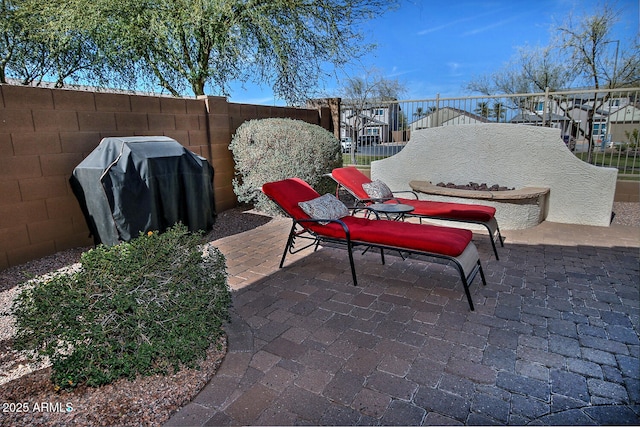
482, 221, 501, 260
452, 256, 484, 311
489, 233, 500, 261
496, 225, 504, 247
478, 261, 487, 286
463, 261, 488, 311
461, 277, 474, 311
347, 241, 358, 286
447, 260, 473, 310
280, 223, 297, 268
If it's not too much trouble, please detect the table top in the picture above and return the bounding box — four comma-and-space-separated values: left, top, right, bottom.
368, 203, 415, 214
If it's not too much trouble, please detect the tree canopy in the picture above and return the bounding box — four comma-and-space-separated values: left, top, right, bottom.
1, 0, 398, 103
340, 67, 406, 104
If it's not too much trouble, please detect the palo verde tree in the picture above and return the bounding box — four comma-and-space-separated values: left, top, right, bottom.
0, 0, 109, 87
0, 0, 28, 83
15, 0, 398, 104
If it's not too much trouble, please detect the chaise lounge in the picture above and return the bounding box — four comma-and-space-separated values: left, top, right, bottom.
330, 167, 504, 260
261, 177, 487, 310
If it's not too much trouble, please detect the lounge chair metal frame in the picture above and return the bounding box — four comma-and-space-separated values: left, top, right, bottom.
272, 204, 487, 311
330, 170, 505, 260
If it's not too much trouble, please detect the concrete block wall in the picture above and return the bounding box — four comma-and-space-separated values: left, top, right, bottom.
0, 85, 327, 270
614, 180, 640, 202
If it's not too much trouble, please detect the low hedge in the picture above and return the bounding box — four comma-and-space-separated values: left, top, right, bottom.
12, 224, 231, 389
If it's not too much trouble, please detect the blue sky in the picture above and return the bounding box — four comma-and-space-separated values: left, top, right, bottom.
227, 0, 639, 105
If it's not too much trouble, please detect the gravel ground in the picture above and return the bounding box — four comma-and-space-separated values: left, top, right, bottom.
0, 202, 637, 426
0, 205, 271, 427
610, 201, 640, 227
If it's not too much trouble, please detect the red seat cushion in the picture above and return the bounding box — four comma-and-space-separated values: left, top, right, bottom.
313, 216, 472, 257
332, 167, 372, 200
390, 199, 496, 222
262, 178, 472, 257
263, 177, 320, 221
331, 167, 496, 222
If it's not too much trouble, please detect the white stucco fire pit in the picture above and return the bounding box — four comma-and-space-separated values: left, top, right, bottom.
409, 181, 550, 229
371, 124, 617, 230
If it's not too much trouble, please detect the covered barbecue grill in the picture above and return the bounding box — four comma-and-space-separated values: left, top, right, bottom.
70, 136, 215, 246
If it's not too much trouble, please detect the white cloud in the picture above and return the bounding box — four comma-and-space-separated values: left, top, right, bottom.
417, 8, 510, 36
460, 15, 523, 37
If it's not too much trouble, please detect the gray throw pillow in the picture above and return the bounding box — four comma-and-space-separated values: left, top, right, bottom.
362, 180, 393, 199
298, 194, 349, 225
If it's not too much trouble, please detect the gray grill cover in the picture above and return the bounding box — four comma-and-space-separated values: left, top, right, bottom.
70, 136, 215, 246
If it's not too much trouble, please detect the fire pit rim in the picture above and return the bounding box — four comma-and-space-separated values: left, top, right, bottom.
409, 180, 550, 201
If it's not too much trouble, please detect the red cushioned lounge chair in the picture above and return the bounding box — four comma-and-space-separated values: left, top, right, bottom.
261, 177, 487, 310
330, 167, 504, 260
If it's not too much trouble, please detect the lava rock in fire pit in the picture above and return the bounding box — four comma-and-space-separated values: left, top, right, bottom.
436, 182, 515, 191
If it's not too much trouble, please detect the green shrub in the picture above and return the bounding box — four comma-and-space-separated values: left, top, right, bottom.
229, 118, 342, 216
11, 224, 231, 389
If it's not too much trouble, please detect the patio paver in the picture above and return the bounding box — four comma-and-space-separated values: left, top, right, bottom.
166, 218, 640, 426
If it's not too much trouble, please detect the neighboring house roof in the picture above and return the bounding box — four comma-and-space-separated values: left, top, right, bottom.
607, 105, 640, 123
567, 103, 616, 115
343, 112, 388, 123
341, 97, 399, 105
510, 112, 571, 123
559, 90, 615, 102
410, 107, 489, 129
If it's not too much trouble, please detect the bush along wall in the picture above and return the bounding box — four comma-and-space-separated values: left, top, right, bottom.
229, 118, 342, 216
11, 223, 231, 389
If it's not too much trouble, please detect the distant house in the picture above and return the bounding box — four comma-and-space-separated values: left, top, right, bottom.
409, 107, 489, 131
339, 90, 638, 147
510, 91, 636, 144
607, 105, 640, 144
510, 111, 573, 132
340, 101, 403, 143
565, 104, 611, 142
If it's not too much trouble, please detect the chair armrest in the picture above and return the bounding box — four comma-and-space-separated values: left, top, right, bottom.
360, 196, 404, 204
360, 206, 381, 220
391, 190, 419, 199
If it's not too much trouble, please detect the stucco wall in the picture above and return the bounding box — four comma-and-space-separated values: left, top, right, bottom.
372, 123, 618, 229
0, 85, 332, 269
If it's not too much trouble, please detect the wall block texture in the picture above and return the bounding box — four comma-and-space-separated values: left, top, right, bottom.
0, 85, 329, 269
